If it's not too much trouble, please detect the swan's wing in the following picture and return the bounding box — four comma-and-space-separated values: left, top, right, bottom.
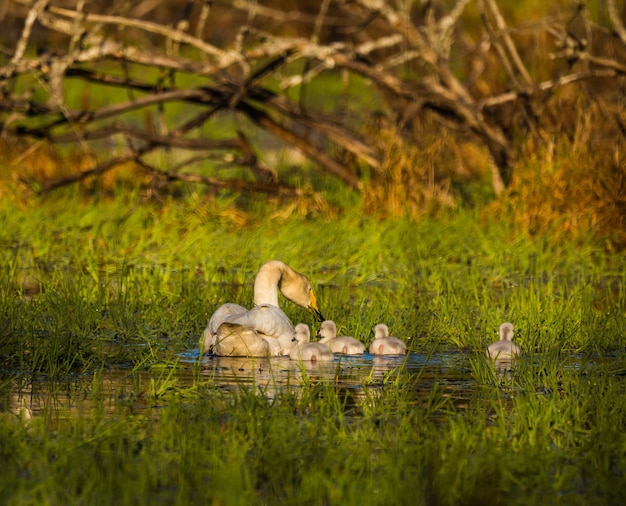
208, 303, 248, 329
223, 304, 295, 355
213, 322, 272, 357
202, 303, 248, 353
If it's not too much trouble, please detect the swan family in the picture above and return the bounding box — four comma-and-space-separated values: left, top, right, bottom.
201, 260, 406, 358
202, 260, 520, 363
202, 260, 324, 357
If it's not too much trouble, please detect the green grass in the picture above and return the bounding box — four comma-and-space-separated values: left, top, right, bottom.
2, 359, 626, 505
0, 188, 625, 504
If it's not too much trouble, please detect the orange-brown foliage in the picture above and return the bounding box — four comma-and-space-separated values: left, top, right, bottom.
362, 121, 468, 218
0, 137, 151, 198
490, 98, 626, 250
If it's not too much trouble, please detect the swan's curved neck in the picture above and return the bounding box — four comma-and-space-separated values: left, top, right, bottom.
253, 260, 287, 306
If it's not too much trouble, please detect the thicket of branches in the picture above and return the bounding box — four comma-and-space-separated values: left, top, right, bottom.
0, 1, 625, 223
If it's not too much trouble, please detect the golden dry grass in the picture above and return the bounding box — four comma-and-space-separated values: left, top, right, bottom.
0, 138, 151, 199
361, 124, 462, 218
490, 135, 626, 250
493, 91, 626, 251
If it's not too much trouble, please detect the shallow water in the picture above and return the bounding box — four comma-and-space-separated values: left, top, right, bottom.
1, 351, 476, 420
5, 350, 623, 421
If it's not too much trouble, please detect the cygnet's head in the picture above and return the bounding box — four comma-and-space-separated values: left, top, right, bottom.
374, 324, 389, 339
499, 322, 515, 341
317, 320, 337, 339
293, 323, 311, 344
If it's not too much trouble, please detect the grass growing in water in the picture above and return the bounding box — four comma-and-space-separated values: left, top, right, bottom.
0, 189, 625, 504
2, 360, 625, 505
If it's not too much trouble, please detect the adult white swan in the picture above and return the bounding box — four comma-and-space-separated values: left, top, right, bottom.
369, 324, 408, 355
290, 323, 334, 362
317, 320, 365, 355
202, 260, 324, 357
486, 322, 520, 360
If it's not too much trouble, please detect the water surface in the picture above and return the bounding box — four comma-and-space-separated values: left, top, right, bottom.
2, 351, 475, 420
5, 350, 622, 421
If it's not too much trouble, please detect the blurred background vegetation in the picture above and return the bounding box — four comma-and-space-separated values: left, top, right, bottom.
0, 0, 625, 249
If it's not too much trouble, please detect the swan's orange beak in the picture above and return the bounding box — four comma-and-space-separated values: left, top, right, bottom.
308, 290, 324, 322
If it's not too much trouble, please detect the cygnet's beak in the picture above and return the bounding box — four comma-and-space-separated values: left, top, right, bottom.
308, 290, 324, 322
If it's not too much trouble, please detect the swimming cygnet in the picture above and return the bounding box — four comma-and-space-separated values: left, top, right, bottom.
316, 320, 365, 355
369, 324, 408, 355
290, 323, 334, 363
486, 322, 520, 360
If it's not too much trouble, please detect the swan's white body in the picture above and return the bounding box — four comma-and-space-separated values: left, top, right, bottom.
317, 320, 365, 355
290, 324, 334, 362
486, 322, 520, 360
369, 324, 407, 355
202, 261, 323, 357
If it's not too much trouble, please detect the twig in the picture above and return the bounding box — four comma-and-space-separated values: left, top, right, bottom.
43, 4, 240, 66
10, 0, 49, 65
132, 157, 295, 195
479, 68, 620, 109
608, 0, 626, 46
482, 0, 534, 87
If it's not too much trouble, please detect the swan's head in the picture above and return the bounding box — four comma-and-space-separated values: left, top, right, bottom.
279, 273, 324, 322
261, 261, 324, 322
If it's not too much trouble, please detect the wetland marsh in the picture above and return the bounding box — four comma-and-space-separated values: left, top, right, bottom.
2, 0, 626, 502
1, 191, 625, 505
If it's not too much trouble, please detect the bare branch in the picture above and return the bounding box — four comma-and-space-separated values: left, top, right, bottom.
233, 0, 346, 28
355, 0, 475, 104
481, 0, 534, 87
10, 0, 49, 65
608, 0, 626, 46
480, 68, 620, 109
133, 157, 295, 195
47, 124, 242, 151
34, 2, 241, 66
2, 0, 624, 200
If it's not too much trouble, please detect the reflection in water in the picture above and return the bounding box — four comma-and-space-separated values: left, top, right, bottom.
492, 357, 517, 380
0, 352, 481, 420
194, 351, 473, 405
196, 352, 439, 390
1, 371, 152, 421
199, 355, 338, 399
3, 352, 623, 423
